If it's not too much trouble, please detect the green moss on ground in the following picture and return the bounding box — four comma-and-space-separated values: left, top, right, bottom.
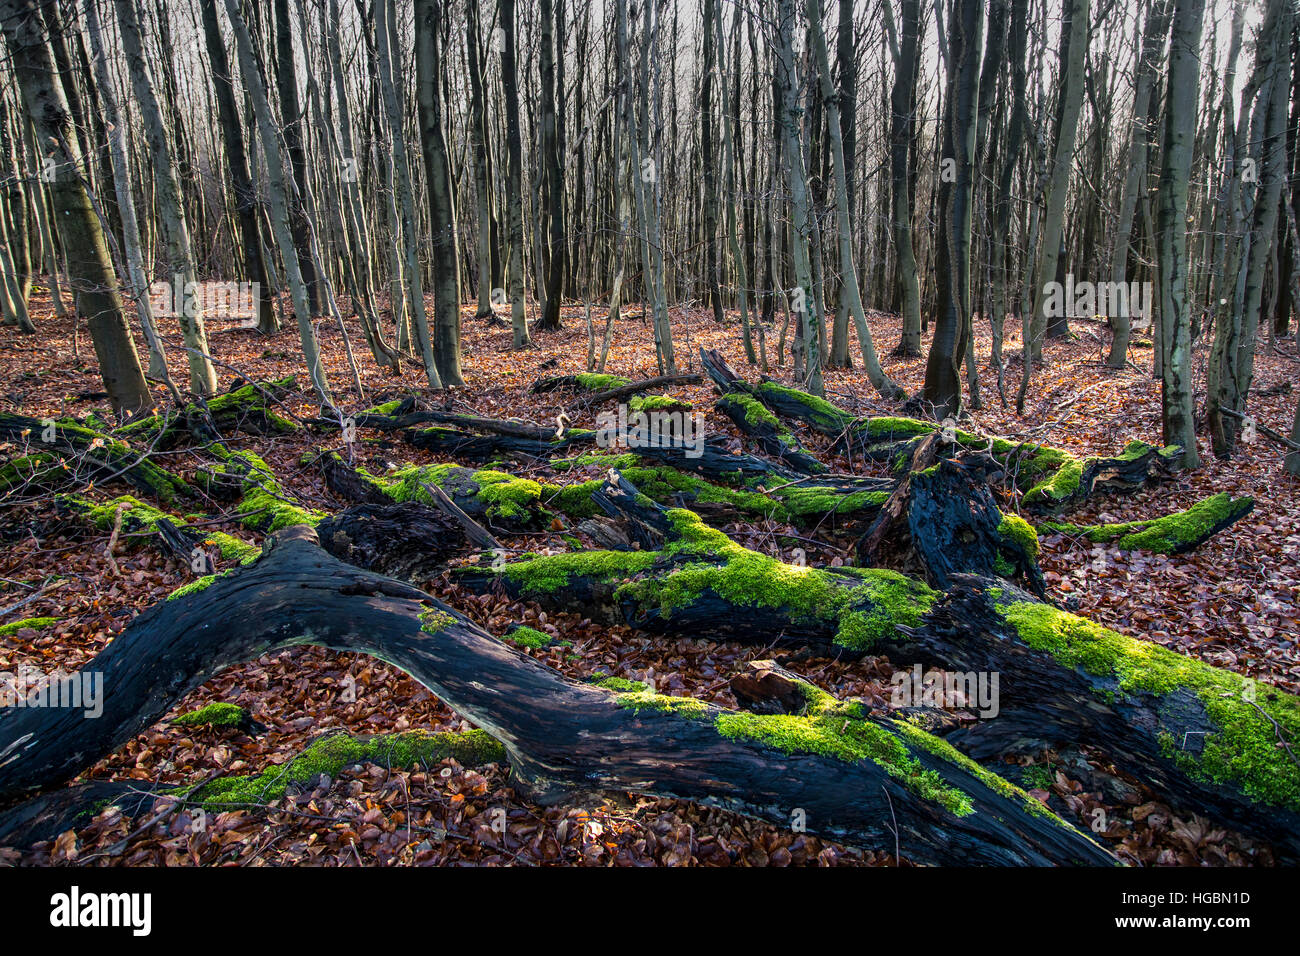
173, 702, 248, 728
0, 616, 56, 637
505, 625, 553, 649
204, 450, 326, 532
187, 730, 506, 806
998, 600, 1300, 810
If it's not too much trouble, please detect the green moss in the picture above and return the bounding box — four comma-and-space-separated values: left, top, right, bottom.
1040, 494, 1251, 555
753, 381, 855, 432
615, 688, 710, 720
501, 549, 659, 594
473, 470, 543, 521
721, 392, 784, 431
419, 607, 457, 633
187, 730, 506, 806
173, 702, 248, 728
593, 675, 647, 692
0, 616, 56, 637
204, 450, 325, 532
998, 513, 1040, 560
574, 372, 630, 391
864, 416, 937, 439
774, 487, 889, 518
167, 574, 216, 600
713, 684, 973, 816
629, 394, 690, 413
998, 600, 1300, 810
505, 625, 552, 649
359, 398, 405, 416
617, 509, 936, 650
1023, 457, 1085, 509
889, 719, 1085, 831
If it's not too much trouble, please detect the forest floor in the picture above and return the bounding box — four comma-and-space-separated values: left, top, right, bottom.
1, 289, 1297, 866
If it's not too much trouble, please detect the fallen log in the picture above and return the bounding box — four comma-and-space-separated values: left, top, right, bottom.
1039, 493, 1255, 554
0, 523, 1114, 866
462, 483, 1300, 858
0, 413, 191, 502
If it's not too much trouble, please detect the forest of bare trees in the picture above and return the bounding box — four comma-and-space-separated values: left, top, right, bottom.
0, 0, 1295, 463
0, 0, 1299, 881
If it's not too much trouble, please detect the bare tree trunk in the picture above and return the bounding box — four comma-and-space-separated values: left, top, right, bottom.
415, 0, 465, 385
0, 0, 150, 415
221, 0, 333, 405
922, 0, 982, 419
1156, 0, 1206, 468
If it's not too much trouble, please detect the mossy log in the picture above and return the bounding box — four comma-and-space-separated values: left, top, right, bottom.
0, 413, 190, 502
858, 452, 1045, 596
715, 393, 827, 475
117, 377, 298, 448
0, 523, 1113, 865
530, 372, 632, 394
404, 423, 592, 460
568, 373, 703, 408
460, 489, 1300, 857
723, 370, 1183, 515
457, 499, 941, 654
1039, 493, 1255, 554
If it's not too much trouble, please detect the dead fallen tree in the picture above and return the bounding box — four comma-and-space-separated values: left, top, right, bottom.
462, 477, 1300, 859
1039, 493, 1255, 554
0, 413, 190, 502
0, 523, 1115, 866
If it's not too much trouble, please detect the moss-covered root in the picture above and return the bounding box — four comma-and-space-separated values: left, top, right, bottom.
480, 507, 937, 652
995, 596, 1300, 813
185, 729, 506, 807
197, 448, 326, 532
1039, 493, 1254, 555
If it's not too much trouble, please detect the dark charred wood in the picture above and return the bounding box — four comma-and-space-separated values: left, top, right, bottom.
858, 454, 1046, 595
317, 502, 471, 581
0, 524, 1114, 865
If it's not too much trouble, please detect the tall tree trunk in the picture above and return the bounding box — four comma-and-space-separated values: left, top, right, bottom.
1029, 0, 1088, 359
200, 0, 278, 335
113, 0, 217, 396
0, 0, 150, 415
415, 0, 466, 385
1156, 0, 1206, 468
888, 0, 923, 358
921, 0, 982, 419
500, 0, 531, 349
221, 0, 333, 405
776, 0, 823, 395
810, 0, 901, 399
1106, 0, 1172, 368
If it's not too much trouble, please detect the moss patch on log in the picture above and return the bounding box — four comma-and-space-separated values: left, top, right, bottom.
186, 730, 506, 806
1040, 493, 1252, 554
997, 600, 1300, 811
